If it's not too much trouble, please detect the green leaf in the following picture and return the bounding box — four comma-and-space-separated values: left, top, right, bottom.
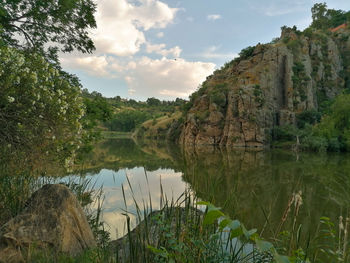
197, 201, 210, 206
203, 209, 224, 225
255, 239, 273, 252
219, 218, 231, 230
228, 219, 241, 230
274, 253, 290, 263
147, 245, 163, 254
230, 227, 243, 239
242, 224, 257, 239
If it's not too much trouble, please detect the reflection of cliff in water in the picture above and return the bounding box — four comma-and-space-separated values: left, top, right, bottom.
77, 138, 350, 244
181, 146, 350, 244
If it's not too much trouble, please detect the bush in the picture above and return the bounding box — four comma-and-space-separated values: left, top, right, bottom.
296, 110, 322, 128
301, 135, 328, 152
272, 125, 298, 141
0, 46, 84, 172
239, 46, 255, 60
107, 110, 151, 132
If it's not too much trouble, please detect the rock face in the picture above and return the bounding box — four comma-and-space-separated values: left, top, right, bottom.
180, 26, 350, 147
0, 184, 96, 262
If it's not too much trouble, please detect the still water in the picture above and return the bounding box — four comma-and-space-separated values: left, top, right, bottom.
68, 138, 350, 242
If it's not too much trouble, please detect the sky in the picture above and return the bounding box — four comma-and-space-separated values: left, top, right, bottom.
60, 0, 350, 101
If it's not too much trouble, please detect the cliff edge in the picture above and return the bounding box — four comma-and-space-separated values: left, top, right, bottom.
179, 25, 350, 147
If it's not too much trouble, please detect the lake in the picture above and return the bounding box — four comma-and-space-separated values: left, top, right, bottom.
68, 138, 350, 244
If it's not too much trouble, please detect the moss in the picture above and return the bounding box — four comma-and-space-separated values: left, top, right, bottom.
292, 62, 310, 102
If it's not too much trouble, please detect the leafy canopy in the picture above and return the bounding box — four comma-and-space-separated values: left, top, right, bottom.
0, 0, 96, 54
0, 45, 85, 172
311, 2, 350, 30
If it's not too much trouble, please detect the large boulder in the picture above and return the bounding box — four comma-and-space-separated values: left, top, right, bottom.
0, 184, 96, 262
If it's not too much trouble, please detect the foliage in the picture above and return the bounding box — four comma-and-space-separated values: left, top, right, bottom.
273, 125, 299, 142
296, 109, 322, 129
311, 3, 350, 30
107, 110, 151, 132
209, 89, 226, 108
145, 200, 290, 263
0, 0, 96, 56
147, 97, 162, 106
313, 94, 350, 151
239, 46, 255, 60
286, 39, 302, 55
83, 94, 113, 128
253, 84, 264, 106
292, 62, 310, 102
0, 46, 84, 172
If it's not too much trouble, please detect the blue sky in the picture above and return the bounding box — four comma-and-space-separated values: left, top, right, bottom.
60, 0, 350, 101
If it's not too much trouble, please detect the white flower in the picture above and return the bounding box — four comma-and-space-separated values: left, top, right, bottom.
7, 96, 15, 103
39, 115, 43, 118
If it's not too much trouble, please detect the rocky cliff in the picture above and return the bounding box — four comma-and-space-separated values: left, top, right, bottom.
180, 25, 350, 147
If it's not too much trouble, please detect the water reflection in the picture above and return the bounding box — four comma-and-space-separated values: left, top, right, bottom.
72, 138, 350, 243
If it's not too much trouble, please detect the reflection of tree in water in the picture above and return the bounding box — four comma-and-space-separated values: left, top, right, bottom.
77, 138, 350, 245
181, 146, 350, 245
75, 138, 183, 175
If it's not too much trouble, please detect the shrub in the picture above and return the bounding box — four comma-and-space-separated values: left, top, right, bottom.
301, 135, 328, 152
296, 109, 322, 128
0, 46, 84, 172
239, 46, 255, 60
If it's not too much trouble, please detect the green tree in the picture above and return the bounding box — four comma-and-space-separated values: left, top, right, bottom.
107, 110, 151, 132
0, 0, 96, 55
311, 3, 329, 29
314, 94, 350, 151
83, 95, 113, 128
0, 45, 85, 172
147, 97, 161, 106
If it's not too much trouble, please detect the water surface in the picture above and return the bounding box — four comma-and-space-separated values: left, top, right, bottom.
70, 138, 350, 242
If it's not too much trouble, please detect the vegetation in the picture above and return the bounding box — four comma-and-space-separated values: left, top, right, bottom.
311, 3, 350, 30
0, 0, 96, 57
0, 46, 85, 173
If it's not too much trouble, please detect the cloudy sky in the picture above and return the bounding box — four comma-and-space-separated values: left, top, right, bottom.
60, 0, 350, 101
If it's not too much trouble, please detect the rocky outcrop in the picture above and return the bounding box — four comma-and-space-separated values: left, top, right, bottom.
0, 184, 96, 262
180, 26, 350, 147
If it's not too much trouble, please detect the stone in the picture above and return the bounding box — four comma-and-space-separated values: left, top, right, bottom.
179, 26, 350, 148
0, 184, 96, 262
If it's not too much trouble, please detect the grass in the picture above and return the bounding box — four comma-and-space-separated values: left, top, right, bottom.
1, 164, 350, 262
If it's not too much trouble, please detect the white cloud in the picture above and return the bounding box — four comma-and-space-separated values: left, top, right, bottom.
62, 54, 215, 99
145, 43, 182, 58
61, 55, 121, 77
92, 0, 178, 56
249, 0, 306, 17
156, 32, 164, 38
207, 14, 222, 21
124, 57, 215, 98
200, 46, 238, 60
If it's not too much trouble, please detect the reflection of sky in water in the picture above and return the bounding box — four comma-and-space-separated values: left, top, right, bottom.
62, 167, 188, 239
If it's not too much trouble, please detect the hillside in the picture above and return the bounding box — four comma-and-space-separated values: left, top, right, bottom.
178, 6, 350, 149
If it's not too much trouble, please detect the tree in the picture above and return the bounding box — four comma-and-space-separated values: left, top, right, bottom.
311, 3, 329, 29
147, 97, 161, 106
0, 0, 96, 55
0, 45, 85, 172
311, 3, 350, 30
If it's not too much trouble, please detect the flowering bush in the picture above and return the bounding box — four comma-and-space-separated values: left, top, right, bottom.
0, 46, 85, 173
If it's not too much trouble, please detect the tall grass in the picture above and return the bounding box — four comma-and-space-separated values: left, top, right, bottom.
2, 167, 350, 263
107, 174, 290, 263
